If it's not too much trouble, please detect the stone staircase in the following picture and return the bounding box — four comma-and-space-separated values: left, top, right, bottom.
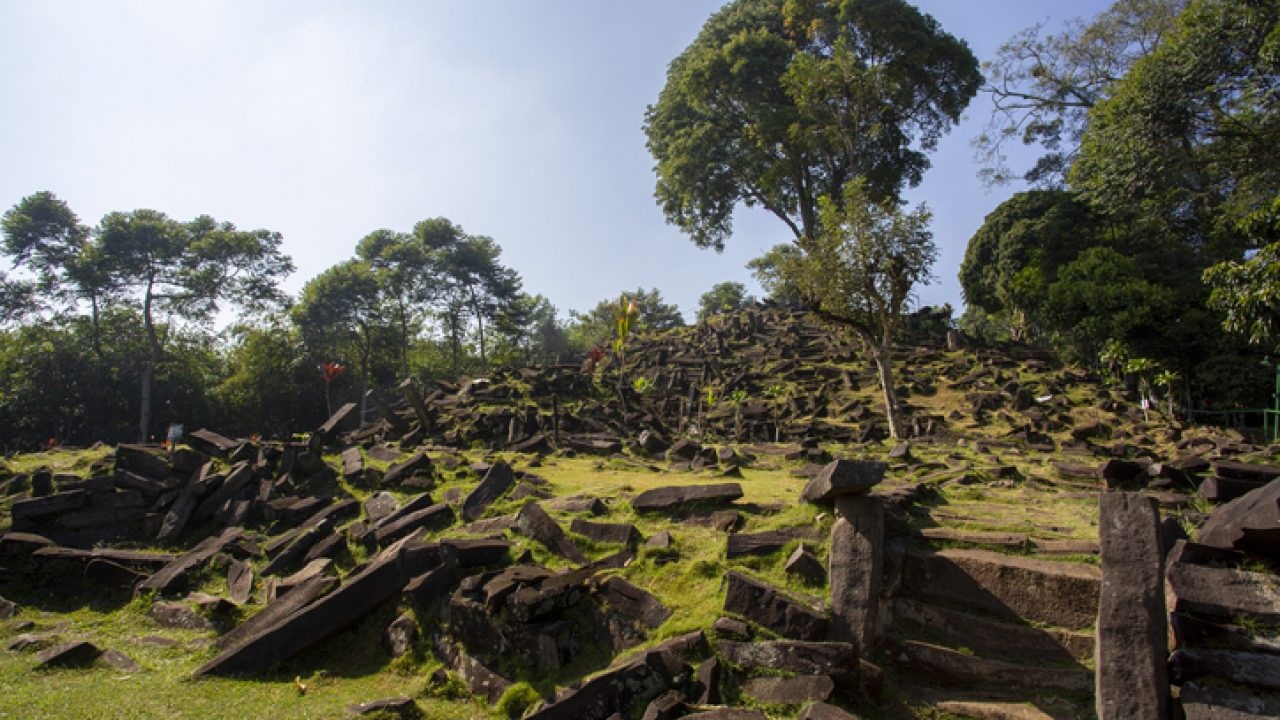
885, 540, 1100, 719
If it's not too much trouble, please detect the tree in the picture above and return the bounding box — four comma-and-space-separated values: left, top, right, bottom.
644, 0, 980, 251
976, 0, 1187, 186
1071, 0, 1280, 264
697, 281, 754, 322
567, 287, 686, 353
747, 244, 806, 307
292, 260, 389, 422
356, 228, 437, 378
95, 210, 293, 441
217, 320, 324, 438
783, 179, 936, 439
958, 190, 1096, 340
1044, 246, 1176, 364
492, 293, 571, 366
1205, 197, 1280, 350
2, 191, 118, 353
414, 218, 523, 373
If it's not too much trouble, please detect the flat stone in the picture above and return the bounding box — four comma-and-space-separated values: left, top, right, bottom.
726, 530, 790, 558
374, 503, 454, 547
571, 518, 640, 545
516, 501, 586, 564
723, 571, 826, 641
717, 640, 854, 677
631, 483, 743, 513
801, 460, 885, 503
1198, 478, 1280, 557
901, 548, 1100, 630
798, 703, 859, 720
149, 601, 213, 630
893, 599, 1092, 665
35, 640, 101, 668
918, 527, 1028, 547
1096, 492, 1168, 720
741, 675, 834, 704
1166, 542, 1280, 622
138, 527, 243, 595
1180, 681, 1280, 719
1171, 648, 1280, 692
196, 542, 421, 675
101, 648, 141, 672
382, 451, 432, 487
597, 576, 672, 629
347, 697, 420, 718
892, 639, 1093, 695
461, 461, 514, 522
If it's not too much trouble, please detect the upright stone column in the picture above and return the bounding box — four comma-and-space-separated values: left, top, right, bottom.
1096, 492, 1169, 719
829, 494, 884, 656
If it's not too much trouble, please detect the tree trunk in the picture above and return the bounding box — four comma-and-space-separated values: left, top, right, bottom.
139, 361, 154, 443
138, 279, 161, 443
871, 338, 903, 440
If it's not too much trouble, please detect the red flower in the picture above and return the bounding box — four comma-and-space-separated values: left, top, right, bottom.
319, 362, 346, 384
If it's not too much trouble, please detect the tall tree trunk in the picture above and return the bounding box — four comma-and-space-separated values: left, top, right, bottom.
871, 337, 903, 440
139, 280, 160, 443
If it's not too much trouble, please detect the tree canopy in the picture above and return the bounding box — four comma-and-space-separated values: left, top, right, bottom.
644, 0, 980, 250
697, 281, 755, 322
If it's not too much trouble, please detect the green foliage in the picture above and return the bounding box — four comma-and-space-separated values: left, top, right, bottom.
1205, 198, 1280, 350
612, 293, 638, 354
747, 244, 806, 307
958, 190, 1096, 340
696, 281, 754, 322
1071, 0, 1280, 264
976, 0, 1188, 186
644, 0, 980, 249
566, 287, 685, 354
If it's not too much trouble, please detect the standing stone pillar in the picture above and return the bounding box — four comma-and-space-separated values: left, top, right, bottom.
1096, 492, 1169, 719
829, 494, 884, 656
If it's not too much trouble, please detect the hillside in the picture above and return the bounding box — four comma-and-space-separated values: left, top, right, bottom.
1, 305, 1278, 720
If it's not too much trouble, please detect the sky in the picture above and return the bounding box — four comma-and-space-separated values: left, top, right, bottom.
0, 0, 1114, 325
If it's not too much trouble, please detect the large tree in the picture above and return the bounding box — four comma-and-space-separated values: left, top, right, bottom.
697, 281, 754, 322
644, 0, 980, 251
784, 179, 937, 439
1071, 0, 1280, 264
958, 190, 1097, 341
975, 0, 1187, 186
95, 210, 292, 441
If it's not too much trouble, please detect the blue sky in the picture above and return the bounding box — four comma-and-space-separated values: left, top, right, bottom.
0, 1, 1112, 324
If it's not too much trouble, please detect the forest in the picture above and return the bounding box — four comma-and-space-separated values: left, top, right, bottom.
0, 0, 1276, 450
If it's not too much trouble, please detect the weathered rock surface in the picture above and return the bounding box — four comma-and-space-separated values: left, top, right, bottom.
460, 461, 514, 522
631, 483, 743, 512
829, 494, 882, 653
801, 460, 886, 502
723, 571, 827, 641
516, 501, 586, 564
1095, 492, 1168, 720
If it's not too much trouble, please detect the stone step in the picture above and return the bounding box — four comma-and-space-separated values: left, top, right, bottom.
888, 639, 1093, 696
901, 548, 1100, 630
900, 684, 1092, 720
893, 598, 1093, 665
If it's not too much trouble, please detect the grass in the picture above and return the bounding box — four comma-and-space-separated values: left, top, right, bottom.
0, 382, 1133, 720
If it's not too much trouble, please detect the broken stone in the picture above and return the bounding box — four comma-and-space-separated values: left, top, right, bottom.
741, 675, 835, 704
829, 495, 882, 654
1171, 648, 1280, 692
381, 613, 417, 658
35, 640, 101, 669
461, 461, 514, 522
227, 560, 254, 605
713, 617, 750, 641
347, 697, 420, 718
1198, 478, 1280, 557
640, 690, 685, 720
138, 528, 243, 595
364, 492, 401, 525
597, 576, 672, 629
631, 483, 743, 513
800, 460, 886, 503
717, 640, 854, 678
516, 501, 586, 564
382, 451, 433, 487
571, 518, 640, 545
726, 530, 790, 558
524, 648, 685, 720
723, 571, 827, 641
100, 648, 141, 672
214, 574, 332, 651
1096, 492, 1168, 720
901, 548, 1100, 630
0, 595, 14, 619
149, 601, 213, 631
374, 503, 454, 547
1166, 542, 1280, 623
784, 543, 826, 585
892, 639, 1093, 695
798, 703, 858, 720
